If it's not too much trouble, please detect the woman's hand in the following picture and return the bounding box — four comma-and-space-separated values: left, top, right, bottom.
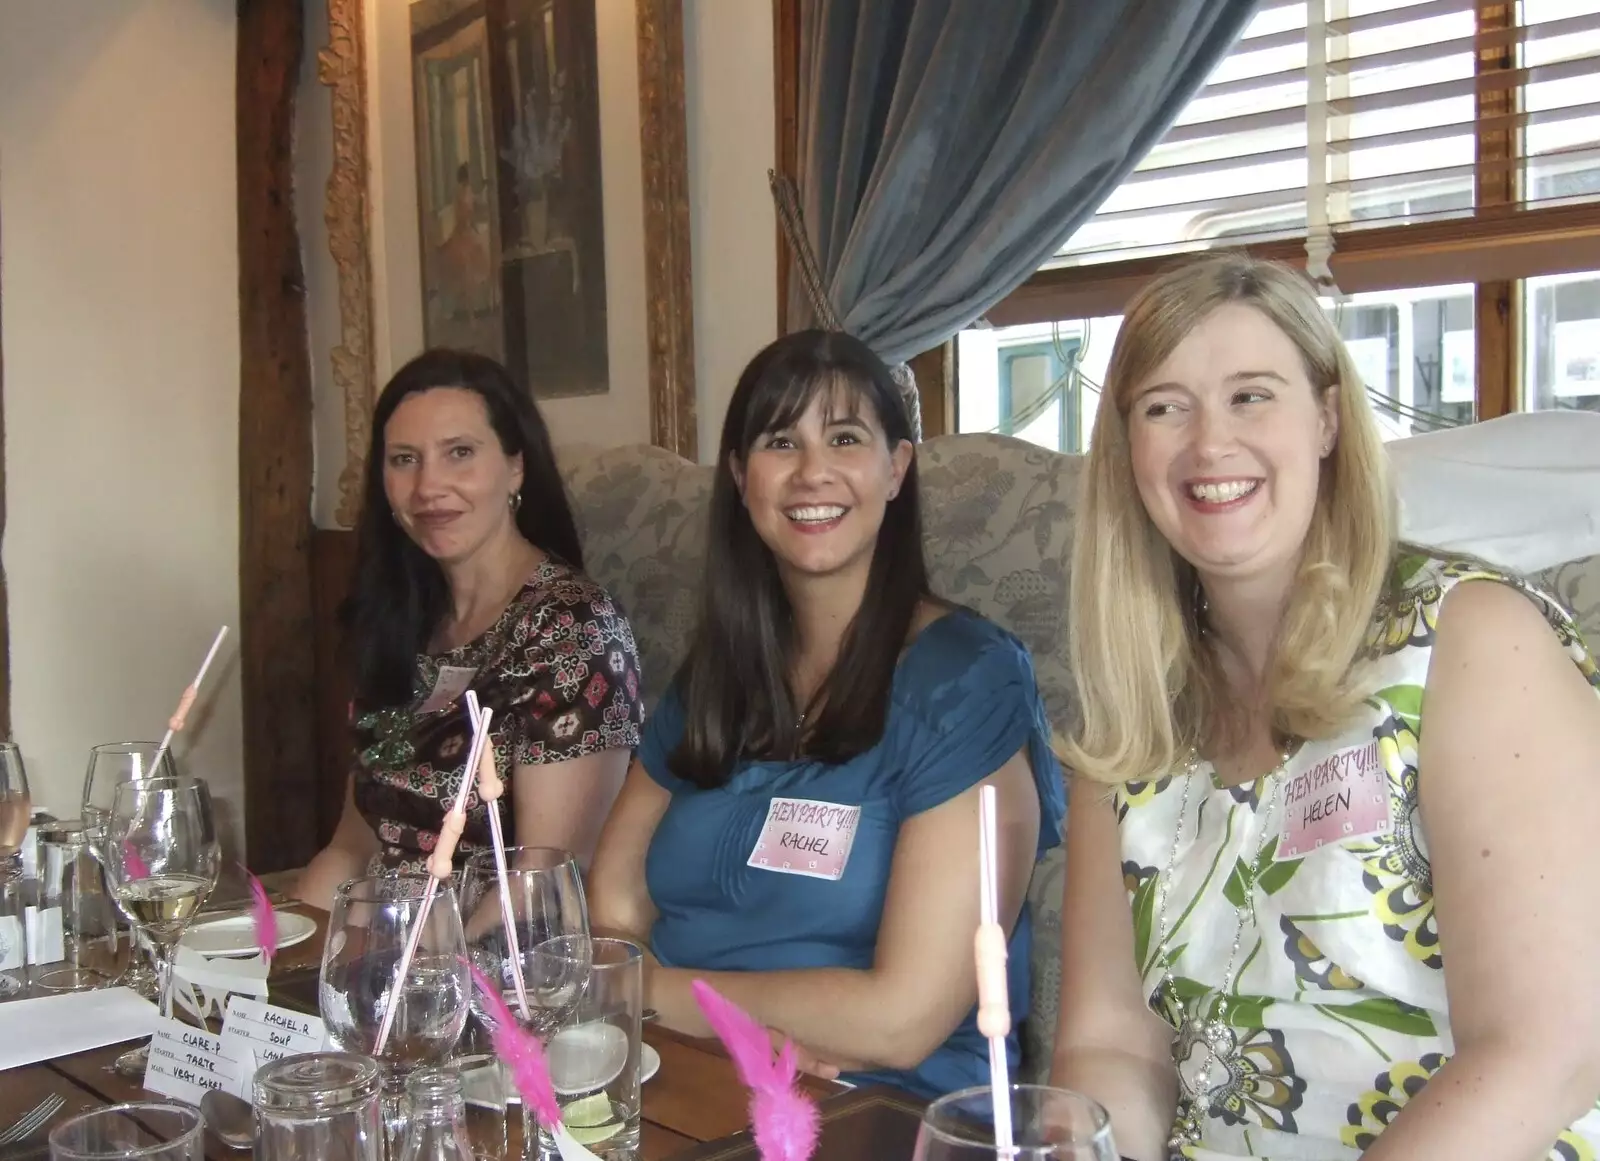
294, 774, 382, 910
773, 1029, 851, 1080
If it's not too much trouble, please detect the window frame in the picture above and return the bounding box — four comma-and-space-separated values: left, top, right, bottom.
770, 0, 1600, 430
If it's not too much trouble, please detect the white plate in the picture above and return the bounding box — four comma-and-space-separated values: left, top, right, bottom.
465, 1042, 660, 1108
179, 910, 317, 958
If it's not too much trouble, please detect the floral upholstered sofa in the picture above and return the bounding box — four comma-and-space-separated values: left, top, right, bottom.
559, 431, 1600, 1079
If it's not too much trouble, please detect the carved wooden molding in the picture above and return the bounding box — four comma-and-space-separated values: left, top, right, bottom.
320, 0, 377, 528
636, 0, 697, 461
319, 0, 697, 526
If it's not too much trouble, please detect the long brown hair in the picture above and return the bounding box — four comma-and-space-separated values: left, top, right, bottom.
669, 330, 929, 788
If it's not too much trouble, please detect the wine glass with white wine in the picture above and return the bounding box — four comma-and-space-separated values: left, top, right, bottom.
0, 742, 31, 997
104, 775, 221, 1073
82, 742, 177, 1002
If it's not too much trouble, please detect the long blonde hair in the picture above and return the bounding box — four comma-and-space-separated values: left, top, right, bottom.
1062, 254, 1397, 786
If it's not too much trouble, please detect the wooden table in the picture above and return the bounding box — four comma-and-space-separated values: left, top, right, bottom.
0, 904, 877, 1160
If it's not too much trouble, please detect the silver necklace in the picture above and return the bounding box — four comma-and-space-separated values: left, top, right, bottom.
1154, 744, 1295, 1151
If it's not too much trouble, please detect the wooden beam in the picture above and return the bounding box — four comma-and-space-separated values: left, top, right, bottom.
637, 0, 698, 461
1475, 0, 1518, 419
238, 0, 319, 871
310, 529, 358, 850
773, 0, 802, 334
908, 342, 954, 439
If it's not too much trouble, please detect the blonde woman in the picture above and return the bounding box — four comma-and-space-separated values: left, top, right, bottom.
1050, 255, 1600, 1160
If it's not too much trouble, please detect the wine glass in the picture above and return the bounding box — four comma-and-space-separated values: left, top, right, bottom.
82, 742, 176, 1001
321, 874, 470, 1155
82, 742, 176, 841
103, 775, 221, 1074
458, 846, 591, 1042
0, 742, 31, 997
913, 1086, 1119, 1161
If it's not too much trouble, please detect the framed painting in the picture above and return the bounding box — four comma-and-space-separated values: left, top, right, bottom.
316, 0, 695, 526
411, 3, 503, 360
410, 0, 609, 400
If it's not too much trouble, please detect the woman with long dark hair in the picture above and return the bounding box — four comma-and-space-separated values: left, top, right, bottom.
296, 349, 643, 908
588, 330, 1065, 1098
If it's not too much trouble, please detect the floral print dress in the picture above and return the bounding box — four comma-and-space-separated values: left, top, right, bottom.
352, 557, 645, 874
1117, 554, 1600, 1160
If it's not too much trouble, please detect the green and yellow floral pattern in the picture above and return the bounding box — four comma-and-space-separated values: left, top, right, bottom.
1116, 554, 1600, 1160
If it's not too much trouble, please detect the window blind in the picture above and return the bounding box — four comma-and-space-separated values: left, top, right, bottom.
1052, 0, 1600, 269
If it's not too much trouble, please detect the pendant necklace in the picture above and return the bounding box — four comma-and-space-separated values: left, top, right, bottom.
1154, 742, 1297, 1151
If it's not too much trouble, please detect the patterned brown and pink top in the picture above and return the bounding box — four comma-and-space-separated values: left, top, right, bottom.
351, 556, 645, 874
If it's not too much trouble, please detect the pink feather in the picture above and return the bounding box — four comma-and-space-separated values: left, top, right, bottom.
243, 865, 277, 963
122, 841, 150, 880
692, 980, 820, 1161
467, 961, 562, 1130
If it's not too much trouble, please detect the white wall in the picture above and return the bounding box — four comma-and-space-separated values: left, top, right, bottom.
684, 0, 778, 459
0, 0, 246, 846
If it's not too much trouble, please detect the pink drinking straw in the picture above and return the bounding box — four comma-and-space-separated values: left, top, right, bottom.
373, 705, 493, 1056
975, 783, 1015, 1154
465, 691, 530, 1021
150, 626, 229, 774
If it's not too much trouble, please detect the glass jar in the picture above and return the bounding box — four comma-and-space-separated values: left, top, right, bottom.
397, 1068, 476, 1161
32, 819, 128, 991
254, 1052, 383, 1161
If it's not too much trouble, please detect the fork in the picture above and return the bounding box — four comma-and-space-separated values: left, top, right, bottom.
0, 1093, 66, 1146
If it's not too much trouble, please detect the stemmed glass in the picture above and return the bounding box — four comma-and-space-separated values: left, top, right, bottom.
103, 775, 222, 1075
0, 742, 32, 997
458, 846, 591, 1042
82, 742, 176, 1001
912, 1086, 1119, 1161
321, 875, 470, 1156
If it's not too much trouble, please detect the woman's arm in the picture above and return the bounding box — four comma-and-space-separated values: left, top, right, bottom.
510, 747, 630, 870
587, 760, 669, 944
1360, 580, 1600, 1160
1050, 776, 1177, 1161
294, 773, 381, 910
645, 750, 1041, 1073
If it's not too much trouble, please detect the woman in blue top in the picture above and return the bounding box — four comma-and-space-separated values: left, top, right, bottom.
588, 329, 1065, 1098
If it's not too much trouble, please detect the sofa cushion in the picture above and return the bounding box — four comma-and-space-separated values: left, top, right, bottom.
561, 444, 711, 709
560, 433, 1600, 1083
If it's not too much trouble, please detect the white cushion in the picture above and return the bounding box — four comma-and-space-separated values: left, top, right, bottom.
1390, 410, 1600, 573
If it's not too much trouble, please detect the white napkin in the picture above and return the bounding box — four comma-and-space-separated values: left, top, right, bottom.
0, 986, 159, 1070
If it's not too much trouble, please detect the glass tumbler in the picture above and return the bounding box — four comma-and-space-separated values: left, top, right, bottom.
49, 1101, 203, 1161
254, 1052, 384, 1161
33, 820, 129, 992
912, 1085, 1119, 1161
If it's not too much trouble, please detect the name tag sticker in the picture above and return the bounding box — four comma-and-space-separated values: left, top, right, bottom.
747, 797, 862, 881
417, 665, 479, 715
1277, 739, 1392, 860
